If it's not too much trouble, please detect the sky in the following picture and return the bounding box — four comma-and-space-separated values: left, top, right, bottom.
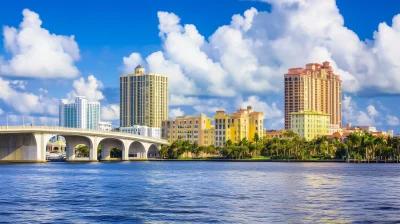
0, 0, 400, 134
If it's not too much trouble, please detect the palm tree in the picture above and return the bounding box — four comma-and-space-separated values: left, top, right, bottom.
346, 133, 361, 162
253, 133, 260, 156
374, 136, 386, 161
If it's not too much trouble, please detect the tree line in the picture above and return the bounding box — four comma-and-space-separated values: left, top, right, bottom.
160, 131, 400, 161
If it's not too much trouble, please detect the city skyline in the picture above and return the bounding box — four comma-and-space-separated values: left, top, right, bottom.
0, 0, 400, 133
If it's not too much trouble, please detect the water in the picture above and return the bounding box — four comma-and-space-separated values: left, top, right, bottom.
0, 162, 399, 223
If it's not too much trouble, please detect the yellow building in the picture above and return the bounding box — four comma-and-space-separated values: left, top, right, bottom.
120, 65, 168, 128
161, 114, 214, 146
284, 61, 342, 130
214, 106, 264, 147
290, 110, 330, 140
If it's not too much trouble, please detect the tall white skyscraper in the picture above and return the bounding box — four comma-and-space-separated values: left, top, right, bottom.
59, 96, 100, 130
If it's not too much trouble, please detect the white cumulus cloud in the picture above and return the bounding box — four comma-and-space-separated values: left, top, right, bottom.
387, 115, 400, 126
120, 0, 400, 119
0, 77, 58, 115
68, 75, 104, 102
169, 108, 184, 118
101, 104, 119, 121
239, 95, 283, 120
122, 53, 143, 74
0, 9, 80, 78
343, 95, 378, 126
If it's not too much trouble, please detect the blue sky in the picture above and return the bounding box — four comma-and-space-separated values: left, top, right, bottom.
0, 0, 400, 134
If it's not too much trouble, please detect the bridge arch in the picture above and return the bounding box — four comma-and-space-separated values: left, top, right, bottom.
62, 136, 94, 161
147, 144, 160, 159
99, 138, 124, 160
128, 141, 146, 159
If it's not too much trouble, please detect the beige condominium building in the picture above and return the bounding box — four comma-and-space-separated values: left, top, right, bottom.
214, 106, 264, 147
161, 114, 214, 146
120, 65, 168, 128
284, 61, 342, 130
291, 110, 330, 141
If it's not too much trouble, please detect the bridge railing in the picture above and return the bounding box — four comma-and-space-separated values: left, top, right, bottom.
0, 126, 168, 144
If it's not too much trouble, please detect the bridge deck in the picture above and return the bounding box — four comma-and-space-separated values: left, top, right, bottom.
0, 126, 168, 145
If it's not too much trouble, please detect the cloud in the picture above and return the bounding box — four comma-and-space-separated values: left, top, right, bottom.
121, 0, 400, 118
101, 104, 119, 121
10, 80, 27, 89
122, 53, 143, 74
170, 94, 201, 106
342, 94, 377, 126
239, 95, 282, 120
193, 99, 229, 114
0, 9, 80, 78
387, 115, 400, 126
39, 88, 48, 94
68, 75, 104, 102
0, 77, 58, 115
367, 105, 379, 117
266, 118, 284, 130
169, 108, 184, 118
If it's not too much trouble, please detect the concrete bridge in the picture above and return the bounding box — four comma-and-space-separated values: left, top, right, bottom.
0, 126, 168, 162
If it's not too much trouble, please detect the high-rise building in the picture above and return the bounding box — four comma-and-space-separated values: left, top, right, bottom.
284, 61, 342, 130
120, 65, 168, 128
214, 106, 264, 147
290, 110, 330, 140
59, 96, 100, 130
161, 114, 214, 146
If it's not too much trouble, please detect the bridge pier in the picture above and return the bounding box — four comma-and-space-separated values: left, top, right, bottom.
33, 133, 54, 162
122, 140, 130, 161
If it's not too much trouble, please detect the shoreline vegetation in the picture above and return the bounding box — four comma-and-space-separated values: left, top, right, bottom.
158, 131, 400, 163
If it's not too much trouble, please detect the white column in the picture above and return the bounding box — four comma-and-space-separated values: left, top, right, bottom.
122, 140, 131, 161
65, 137, 76, 161
101, 141, 111, 160
89, 136, 99, 161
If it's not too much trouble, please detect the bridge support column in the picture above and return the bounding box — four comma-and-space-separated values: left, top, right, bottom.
89, 136, 100, 162
122, 140, 131, 161
33, 133, 54, 162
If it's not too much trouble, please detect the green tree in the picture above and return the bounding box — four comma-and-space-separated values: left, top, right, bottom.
76, 144, 89, 157
110, 148, 122, 158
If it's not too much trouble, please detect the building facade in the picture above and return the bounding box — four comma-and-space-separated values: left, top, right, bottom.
120, 65, 168, 128
161, 114, 214, 146
214, 106, 264, 147
264, 130, 286, 139
59, 96, 100, 130
284, 61, 342, 130
98, 121, 112, 131
120, 125, 161, 138
290, 110, 330, 140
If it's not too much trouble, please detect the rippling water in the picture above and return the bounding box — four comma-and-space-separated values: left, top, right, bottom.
0, 162, 399, 223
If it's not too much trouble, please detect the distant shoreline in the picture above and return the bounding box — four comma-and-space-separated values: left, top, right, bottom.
1, 159, 398, 164
148, 159, 399, 163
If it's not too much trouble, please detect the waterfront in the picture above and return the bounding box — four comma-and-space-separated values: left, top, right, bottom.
0, 162, 399, 223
